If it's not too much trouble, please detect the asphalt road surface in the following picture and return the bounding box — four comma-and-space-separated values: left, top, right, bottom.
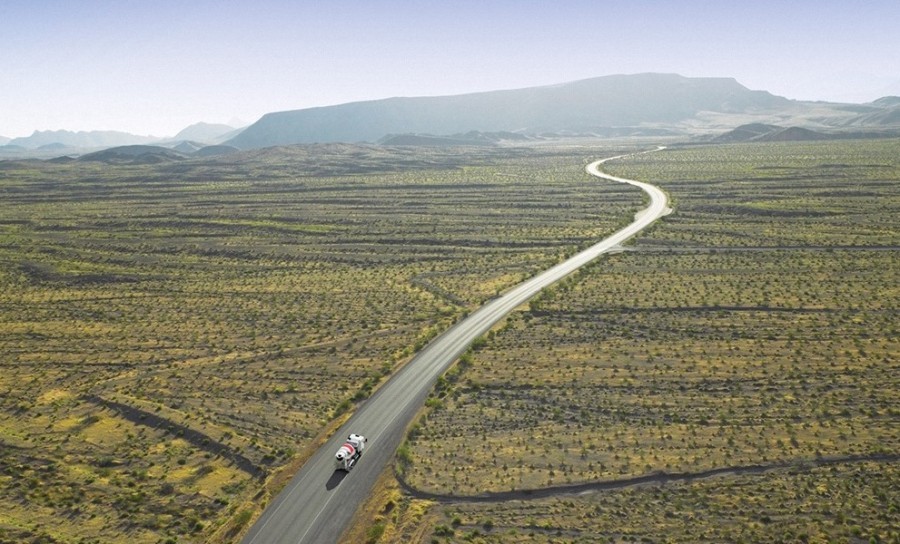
241, 148, 669, 544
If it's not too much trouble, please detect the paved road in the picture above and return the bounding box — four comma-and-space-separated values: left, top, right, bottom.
241, 148, 668, 544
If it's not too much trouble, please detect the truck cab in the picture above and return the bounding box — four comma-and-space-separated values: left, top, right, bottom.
334, 433, 367, 471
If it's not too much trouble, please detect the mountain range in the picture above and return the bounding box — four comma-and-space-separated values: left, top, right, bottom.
171, 122, 240, 143
224, 73, 900, 149
3, 74, 899, 158
6, 130, 158, 150
73, 143, 239, 164
2, 123, 239, 155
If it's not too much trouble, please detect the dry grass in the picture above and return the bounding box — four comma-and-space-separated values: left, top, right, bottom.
394, 139, 900, 543
0, 143, 643, 542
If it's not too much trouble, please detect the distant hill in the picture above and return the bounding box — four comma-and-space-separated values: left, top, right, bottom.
173, 122, 237, 143
846, 98, 900, 126
9, 130, 157, 149
756, 126, 832, 142
214, 126, 247, 143
870, 96, 900, 108
0, 144, 27, 154
47, 155, 77, 164
226, 73, 792, 149
78, 145, 187, 164
75, 144, 236, 163
714, 123, 899, 143
377, 131, 533, 146
378, 134, 489, 147
172, 141, 206, 153
0, 135, 9, 145
37, 142, 72, 151
194, 144, 240, 157
713, 123, 782, 142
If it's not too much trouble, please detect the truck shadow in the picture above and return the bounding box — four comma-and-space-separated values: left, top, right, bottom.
326, 470, 348, 490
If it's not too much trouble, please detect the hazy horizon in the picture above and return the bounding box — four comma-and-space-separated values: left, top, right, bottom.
3, 0, 899, 139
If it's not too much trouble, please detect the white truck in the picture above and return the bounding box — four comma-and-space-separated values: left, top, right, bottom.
334, 433, 367, 471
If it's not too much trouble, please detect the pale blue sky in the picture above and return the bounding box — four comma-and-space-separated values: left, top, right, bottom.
2, 0, 898, 138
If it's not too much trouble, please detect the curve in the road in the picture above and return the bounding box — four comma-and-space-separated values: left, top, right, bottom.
241, 148, 669, 544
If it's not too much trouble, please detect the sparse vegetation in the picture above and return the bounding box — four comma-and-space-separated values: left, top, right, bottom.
0, 143, 645, 542
4, 139, 897, 542
394, 139, 900, 543
428, 460, 899, 543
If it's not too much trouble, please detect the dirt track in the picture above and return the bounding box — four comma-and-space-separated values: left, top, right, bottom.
83, 394, 266, 478
396, 453, 900, 503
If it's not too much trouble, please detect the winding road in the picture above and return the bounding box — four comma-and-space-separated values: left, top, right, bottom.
241, 148, 669, 544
